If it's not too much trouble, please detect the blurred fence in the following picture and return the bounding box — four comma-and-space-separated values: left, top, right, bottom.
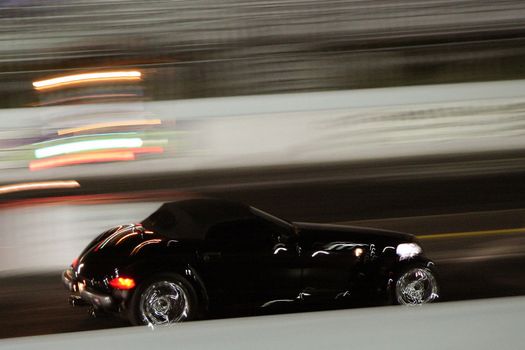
1, 1, 525, 107
0, 79, 524, 185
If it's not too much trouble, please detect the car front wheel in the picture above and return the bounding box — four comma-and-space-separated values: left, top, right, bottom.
394, 266, 439, 305
129, 273, 198, 326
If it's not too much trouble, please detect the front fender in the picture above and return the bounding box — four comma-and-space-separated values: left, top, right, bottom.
385, 257, 438, 303
372, 250, 437, 303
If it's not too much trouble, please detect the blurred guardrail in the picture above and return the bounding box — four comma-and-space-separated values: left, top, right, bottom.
4, 0, 525, 57
2, 0, 525, 107
1, 296, 524, 350
1, 79, 525, 184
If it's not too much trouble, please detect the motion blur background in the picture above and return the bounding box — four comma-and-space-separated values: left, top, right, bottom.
1, 0, 525, 339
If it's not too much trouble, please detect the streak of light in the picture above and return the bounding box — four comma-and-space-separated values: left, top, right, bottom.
416, 227, 525, 240
124, 146, 164, 155
29, 147, 163, 171
273, 247, 288, 255
33, 132, 138, 146
115, 232, 139, 245
33, 71, 142, 90
58, 119, 162, 136
311, 250, 330, 258
29, 151, 136, 171
0, 180, 80, 194
95, 225, 126, 251
34, 93, 140, 106
34, 138, 144, 159
130, 239, 162, 256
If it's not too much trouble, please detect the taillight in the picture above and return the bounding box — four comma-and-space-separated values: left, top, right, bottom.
109, 277, 136, 290
72, 257, 79, 268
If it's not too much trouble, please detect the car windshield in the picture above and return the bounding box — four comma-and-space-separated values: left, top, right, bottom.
249, 207, 293, 232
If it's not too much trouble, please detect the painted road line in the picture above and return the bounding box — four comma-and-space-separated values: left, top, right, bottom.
416, 227, 525, 240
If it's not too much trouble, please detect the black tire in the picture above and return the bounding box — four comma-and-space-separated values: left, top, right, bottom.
128, 273, 199, 326
392, 265, 439, 305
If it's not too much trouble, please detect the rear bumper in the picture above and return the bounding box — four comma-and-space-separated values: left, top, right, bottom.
62, 268, 115, 310
61, 268, 74, 291
79, 287, 114, 309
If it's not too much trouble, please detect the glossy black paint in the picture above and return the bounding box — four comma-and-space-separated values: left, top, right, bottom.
63, 197, 437, 321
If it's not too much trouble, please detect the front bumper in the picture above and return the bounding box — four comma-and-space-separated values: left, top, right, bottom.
62, 268, 115, 310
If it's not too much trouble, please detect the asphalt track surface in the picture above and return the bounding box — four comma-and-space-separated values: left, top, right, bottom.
2, 226, 525, 339
2, 162, 525, 339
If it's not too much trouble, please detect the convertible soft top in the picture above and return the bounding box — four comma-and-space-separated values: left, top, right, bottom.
141, 197, 254, 239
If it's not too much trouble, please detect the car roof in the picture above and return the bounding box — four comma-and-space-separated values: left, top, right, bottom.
161, 197, 253, 224
142, 197, 254, 239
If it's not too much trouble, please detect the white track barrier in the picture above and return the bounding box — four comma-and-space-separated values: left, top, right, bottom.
1, 296, 524, 350
0, 79, 525, 183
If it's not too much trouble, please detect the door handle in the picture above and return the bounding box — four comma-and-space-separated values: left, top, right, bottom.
202, 252, 222, 262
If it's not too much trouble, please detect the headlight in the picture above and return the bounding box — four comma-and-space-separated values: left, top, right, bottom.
396, 243, 422, 260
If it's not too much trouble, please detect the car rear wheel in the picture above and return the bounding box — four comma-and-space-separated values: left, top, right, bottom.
394, 266, 439, 305
129, 274, 198, 326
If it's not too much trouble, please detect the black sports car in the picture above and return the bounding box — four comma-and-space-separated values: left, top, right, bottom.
62, 197, 439, 325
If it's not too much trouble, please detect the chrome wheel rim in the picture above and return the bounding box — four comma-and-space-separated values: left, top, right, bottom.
396, 268, 439, 305
139, 281, 190, 325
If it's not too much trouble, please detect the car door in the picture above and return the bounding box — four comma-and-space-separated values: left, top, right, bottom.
299, 232, 369, 302
201, 217, 301, 310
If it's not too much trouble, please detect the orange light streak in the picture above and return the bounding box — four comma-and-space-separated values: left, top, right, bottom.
30, 151, 135, 171
125, 146, 164, 155
130, 239, 163, 256
29, 146, 164, 171
33, 71, 142, 91
115, 232, 139, 245
0, 180, 80, 194
58, 119, 162, 136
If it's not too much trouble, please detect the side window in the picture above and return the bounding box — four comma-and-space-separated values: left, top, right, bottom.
206, 218, 275, 251
142, 209, 177, 236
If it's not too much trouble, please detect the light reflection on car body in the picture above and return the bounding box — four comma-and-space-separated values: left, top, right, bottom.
62, 197, 439, 325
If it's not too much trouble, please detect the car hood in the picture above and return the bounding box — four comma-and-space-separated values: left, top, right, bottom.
293, 222, 415, 247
